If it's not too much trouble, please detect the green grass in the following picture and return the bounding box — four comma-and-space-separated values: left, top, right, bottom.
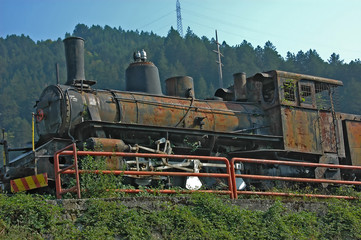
0, 193, 361, 239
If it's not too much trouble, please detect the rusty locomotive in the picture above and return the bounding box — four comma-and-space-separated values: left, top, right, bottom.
1, 36, 361, 191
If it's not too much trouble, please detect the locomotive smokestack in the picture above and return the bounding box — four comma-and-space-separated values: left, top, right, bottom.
63, 37, 85, 85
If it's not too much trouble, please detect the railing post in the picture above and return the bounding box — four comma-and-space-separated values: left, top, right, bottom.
230, 158, 238, 199
73, 143, 81, 199
54, 151, 62, 199
54, 144, 75, 199
224, 158, 234, 199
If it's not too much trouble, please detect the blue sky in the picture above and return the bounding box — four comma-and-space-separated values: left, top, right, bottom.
1, 0, 360, 63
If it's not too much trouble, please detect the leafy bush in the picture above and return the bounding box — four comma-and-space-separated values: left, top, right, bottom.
78, 154, 124, 198
0, 193, 78, 239
1, 192, 361, 239
321, 199, 361, 239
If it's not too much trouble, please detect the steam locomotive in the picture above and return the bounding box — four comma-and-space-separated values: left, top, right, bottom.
1, 36, 360, 191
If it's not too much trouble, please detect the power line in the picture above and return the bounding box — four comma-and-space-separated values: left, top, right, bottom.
181, 8, 361, 59
136, 10, 175, 30
132, 2, 360, 61
182, 7, 277, 39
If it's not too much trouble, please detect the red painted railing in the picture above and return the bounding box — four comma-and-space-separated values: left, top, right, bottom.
54, 143, 81, 199
230, 158, 361, 200
54, 144, 233, 199
54, 145, 361, 200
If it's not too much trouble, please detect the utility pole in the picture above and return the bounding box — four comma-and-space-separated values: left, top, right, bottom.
176, 0, 183, 37
213, 30, 224, 88
0, 128, 9, 173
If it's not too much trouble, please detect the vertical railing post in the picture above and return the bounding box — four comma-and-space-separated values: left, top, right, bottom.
230, 158, 238, 199
224, 159, 234, 199
73, 143, 81, 199
54, 151, 62, 199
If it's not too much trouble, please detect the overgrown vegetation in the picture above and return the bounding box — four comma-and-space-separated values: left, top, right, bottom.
76, 154, 125, 199
0, 193, 77, 239
0, 192, 361, 239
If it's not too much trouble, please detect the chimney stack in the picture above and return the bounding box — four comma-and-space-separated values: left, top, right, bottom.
63, 37, 85, 85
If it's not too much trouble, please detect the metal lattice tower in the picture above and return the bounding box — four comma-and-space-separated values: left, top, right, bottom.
176, 0, 183, 37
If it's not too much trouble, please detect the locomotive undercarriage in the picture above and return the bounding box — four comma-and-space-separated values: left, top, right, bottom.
73, 121, 349, 190
2, 121, 353, 192
71, 121, 281, 190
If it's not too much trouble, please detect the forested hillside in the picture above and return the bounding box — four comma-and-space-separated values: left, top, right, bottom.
0, 23, 361, 149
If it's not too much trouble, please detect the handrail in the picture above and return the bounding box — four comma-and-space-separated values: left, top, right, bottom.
54, 149, 233, 199
54, 148, 361, 200
230, 158, 361, 199
54, 143, 81, 199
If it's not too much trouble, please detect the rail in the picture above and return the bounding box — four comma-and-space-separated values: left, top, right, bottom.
54, 144, 233, 199
230, 158, 361, 200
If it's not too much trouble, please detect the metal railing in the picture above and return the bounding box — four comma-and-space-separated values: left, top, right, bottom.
53, 145, 361, 200
54, 143, 81, 199
54, 144, 234, 199
230, 158, 361, 200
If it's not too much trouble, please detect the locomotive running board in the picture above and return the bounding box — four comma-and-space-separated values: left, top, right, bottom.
74, 121, 283, 143
8, 138, 72, 167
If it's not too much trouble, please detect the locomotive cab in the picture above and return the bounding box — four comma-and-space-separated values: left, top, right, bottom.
246, 70, 361, 181
246, 70, 344, 154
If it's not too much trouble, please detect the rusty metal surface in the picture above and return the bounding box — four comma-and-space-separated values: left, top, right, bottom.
335, 114, 346, 158
272, 70, 343, 86
114, 91, 266, 133
345, 120, 361, 166
165, 76, 195, 98
281, 106, 322, 154
86, 138, 128, 170
319, 111, 337, 153
264, 107, 282, 136
91, 90, 118, 122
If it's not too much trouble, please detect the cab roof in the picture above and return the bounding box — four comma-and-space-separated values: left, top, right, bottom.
251, 70, 343, 86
